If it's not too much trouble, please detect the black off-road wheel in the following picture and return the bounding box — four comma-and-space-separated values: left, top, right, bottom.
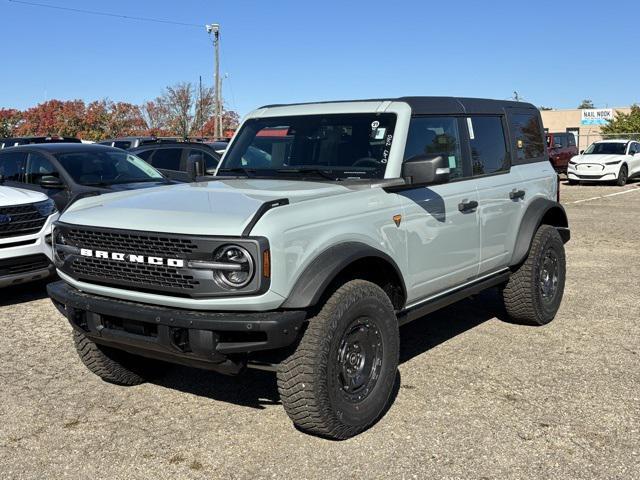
74, 331, 165, 386
277, 280, 399, 440
616, 165, 628, 186
502, 225, 566, 326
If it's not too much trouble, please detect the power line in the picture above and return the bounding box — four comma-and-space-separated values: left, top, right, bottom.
7, 0, 203, 28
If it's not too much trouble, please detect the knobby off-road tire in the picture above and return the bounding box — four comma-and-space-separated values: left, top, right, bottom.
277, 280, 399, 440
616, 165, 628, 186
503, 225, 566, 326
74, 331, 163, 386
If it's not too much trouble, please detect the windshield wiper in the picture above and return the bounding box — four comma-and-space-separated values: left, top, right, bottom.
275, 168, 341, 181
217, 167, 256, 178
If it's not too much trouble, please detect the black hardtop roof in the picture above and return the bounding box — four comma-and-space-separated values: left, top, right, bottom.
260, 96, 537, 115
1, 143, 119, 154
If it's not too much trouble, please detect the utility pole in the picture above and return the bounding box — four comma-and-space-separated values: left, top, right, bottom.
206, 23, 222, 139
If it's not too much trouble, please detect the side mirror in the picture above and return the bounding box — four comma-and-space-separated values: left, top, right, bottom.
579, 150, 584, 155
39, 175, 65, 189
191, 160, 205, 177
402, 154, 450, 186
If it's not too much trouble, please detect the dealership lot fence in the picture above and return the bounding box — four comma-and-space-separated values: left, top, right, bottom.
576, 132, 640, 151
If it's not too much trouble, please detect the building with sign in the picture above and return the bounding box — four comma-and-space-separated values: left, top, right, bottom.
540, 107, 631, 151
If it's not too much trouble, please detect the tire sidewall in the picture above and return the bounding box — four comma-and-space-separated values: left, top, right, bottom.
324, 289, 399, 429
531, 228, 566, 323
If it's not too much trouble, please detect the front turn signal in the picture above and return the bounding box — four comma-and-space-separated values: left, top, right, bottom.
262, 249, 271, 278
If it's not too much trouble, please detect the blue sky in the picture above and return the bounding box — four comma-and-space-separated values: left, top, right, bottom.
1, 0, 638, 116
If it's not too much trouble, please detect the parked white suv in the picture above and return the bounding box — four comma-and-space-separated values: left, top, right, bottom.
0, 186, 58, 288
567, 140, 640, 186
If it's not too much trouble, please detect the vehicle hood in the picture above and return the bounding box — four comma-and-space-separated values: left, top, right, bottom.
571, 154, 625, 164
0, 186, 48, 206
60, 178, 356, 236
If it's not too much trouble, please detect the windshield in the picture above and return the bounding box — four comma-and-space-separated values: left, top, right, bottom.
218, 113, 397, 180
55, 150, 165, 186
584, 142, 627, 155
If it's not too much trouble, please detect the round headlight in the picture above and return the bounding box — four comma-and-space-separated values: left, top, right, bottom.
212, 245, 254, 288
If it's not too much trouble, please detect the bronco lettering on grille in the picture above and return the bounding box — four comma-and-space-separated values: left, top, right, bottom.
79, 249, 185, 268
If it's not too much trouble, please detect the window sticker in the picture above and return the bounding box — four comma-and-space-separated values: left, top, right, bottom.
467, 118, 475, 140
448, 156, 457, 169
374, 127, 386, 140
371, 120, 380, 130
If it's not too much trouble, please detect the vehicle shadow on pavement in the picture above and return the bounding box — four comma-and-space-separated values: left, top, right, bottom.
151, 289, 505, 411
0, 279, 52, 306
153, 366, 281, 410
399, 287, 505, 364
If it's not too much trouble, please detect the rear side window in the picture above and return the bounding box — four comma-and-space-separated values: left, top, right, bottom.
0, 151, 27, 181
149, 148, 183, 171
467, 116, 509, 175
567, 134, 576, 147
511, 113, 545, 161
404, 117, 465, 179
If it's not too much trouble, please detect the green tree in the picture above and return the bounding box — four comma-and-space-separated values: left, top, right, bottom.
600, 105, 640, 135
577, 99, 594, 109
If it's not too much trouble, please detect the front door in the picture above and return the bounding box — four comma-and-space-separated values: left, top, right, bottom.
396, 116, 480, 305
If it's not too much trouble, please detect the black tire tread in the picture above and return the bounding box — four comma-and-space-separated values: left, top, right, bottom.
277, 280, 397, 439
503, 225, 565, 326
73, 331, 147, 386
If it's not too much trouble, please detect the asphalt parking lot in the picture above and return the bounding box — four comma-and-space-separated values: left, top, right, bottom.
1, 180, 639, 480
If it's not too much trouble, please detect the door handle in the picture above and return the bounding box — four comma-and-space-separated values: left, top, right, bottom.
509, 189, 526, 200
458, 200, 478, 213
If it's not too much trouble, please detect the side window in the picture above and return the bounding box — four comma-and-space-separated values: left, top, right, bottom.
510, 113, 545, 161
25, 153, 60, 185
0, 151, 27, 181
468, 116, 509, 175
404, 116, 465, 180
149, 148, 182, 171
567, 134, 576, 147
135, 150, 154, 161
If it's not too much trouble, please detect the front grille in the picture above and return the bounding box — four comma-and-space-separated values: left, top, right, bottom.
0, 204, 47, 239
64, 228, 198, 257
55, 223, 267, 298
71, 257, 199, 290
0, 254, 51, 276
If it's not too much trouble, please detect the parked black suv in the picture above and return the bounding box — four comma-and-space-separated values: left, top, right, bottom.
0, 144, 170, 210
131, 142, 221, 182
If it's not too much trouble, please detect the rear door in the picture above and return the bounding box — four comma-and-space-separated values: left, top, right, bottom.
397, 115, 480, 303
469, 114, 524, 274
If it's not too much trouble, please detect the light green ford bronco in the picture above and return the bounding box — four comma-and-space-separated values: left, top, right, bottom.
48, 97, 569, 439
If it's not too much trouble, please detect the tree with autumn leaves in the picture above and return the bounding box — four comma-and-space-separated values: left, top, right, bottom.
0, 82, 240, 140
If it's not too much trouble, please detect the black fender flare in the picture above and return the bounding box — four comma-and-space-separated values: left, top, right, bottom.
280, 242, 406, 309
510, 198, 569, 266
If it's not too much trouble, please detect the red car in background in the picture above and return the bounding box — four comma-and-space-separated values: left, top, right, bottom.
547, 132, 578, 173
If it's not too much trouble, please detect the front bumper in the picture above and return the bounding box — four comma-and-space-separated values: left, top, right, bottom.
0, 213, 57, 287
47, 281, 306, 373
567, 163, 619, 181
